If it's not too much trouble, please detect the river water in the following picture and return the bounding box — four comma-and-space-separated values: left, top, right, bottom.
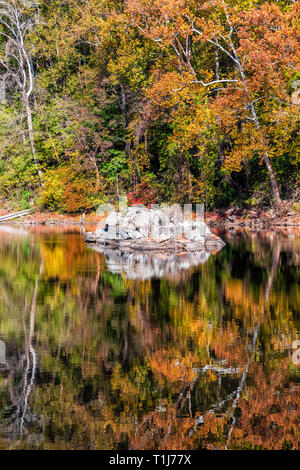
0, 225, 299, 450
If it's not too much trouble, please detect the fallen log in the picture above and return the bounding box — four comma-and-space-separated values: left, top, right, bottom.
0, 209, 32, 222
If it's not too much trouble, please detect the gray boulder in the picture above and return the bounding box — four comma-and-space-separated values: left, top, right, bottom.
87, 206, 225, 253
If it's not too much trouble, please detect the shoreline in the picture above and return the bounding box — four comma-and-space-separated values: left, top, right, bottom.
205, 210, 300, 229
0, 208, 299, 228
0, 211, 104, 226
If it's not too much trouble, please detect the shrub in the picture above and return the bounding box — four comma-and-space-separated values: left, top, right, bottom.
127, 180, 158, 206
38, 167, 100, 213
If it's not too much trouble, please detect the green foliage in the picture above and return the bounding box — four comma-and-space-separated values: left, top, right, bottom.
100, 150, 128, 181
20, 190, 32, 209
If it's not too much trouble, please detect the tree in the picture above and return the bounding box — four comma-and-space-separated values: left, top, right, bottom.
0, 0, 43, 183
126, 0, 300, 204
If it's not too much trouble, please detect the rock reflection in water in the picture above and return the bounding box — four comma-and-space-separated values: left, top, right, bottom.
90, 245, 211, 280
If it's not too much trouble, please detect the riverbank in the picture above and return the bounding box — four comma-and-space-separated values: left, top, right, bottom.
205, 206, 300, 229
0, 206, 299, 228
0, 211, 104, 225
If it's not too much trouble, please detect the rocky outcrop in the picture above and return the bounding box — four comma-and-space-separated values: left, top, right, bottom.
85, 206, 225, 253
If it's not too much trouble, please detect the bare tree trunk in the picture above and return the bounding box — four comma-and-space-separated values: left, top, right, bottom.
0, 2, 43, 187
22, 89, 43, 186
245, 91, 282, 204
215, 43, 220, 81
119, 83, 131, 159
91, 154, 100, 191
262, 152, 282, 204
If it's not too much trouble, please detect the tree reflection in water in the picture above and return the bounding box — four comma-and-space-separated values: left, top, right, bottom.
0, 226, 299, 449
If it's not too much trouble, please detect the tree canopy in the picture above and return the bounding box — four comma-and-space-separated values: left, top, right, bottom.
0, 0, 299, 211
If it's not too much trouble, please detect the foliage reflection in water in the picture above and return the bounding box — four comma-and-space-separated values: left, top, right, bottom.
0, 225, 299, 450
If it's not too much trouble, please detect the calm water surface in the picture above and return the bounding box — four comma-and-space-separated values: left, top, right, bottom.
0, 225, 299, 450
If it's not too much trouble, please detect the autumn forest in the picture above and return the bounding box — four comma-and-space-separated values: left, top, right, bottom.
0, 0, 299, 213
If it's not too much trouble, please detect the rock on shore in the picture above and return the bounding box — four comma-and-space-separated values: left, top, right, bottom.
85, 206, 225, 252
